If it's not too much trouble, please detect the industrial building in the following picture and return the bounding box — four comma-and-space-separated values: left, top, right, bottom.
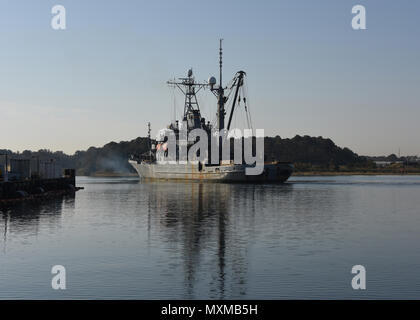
0, 156, 62, 182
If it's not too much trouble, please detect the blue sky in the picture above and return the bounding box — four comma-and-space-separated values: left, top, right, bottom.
0, 0, 419, 156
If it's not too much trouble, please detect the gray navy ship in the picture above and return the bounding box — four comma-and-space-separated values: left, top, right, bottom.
129, 41, 293, 183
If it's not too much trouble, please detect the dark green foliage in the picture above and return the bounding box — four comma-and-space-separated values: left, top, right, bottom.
264, 135, 364, 166
1, 135, 368, 175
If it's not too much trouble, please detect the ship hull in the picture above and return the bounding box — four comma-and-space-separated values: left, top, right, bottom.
129, 160, 293, 183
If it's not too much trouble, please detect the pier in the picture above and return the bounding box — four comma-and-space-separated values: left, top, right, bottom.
0, 165, 82, 205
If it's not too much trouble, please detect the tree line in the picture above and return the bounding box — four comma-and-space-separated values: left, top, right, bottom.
2, 135, 374, 176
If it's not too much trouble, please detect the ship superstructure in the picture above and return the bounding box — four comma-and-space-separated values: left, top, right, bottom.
129, 41, 293, 182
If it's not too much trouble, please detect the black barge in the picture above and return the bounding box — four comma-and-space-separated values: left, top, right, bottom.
0, 169, 82, 206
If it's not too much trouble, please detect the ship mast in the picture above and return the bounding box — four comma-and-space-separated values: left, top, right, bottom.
217, 39, 226, 131
219, 39, 223, 90
166, 40, 247, 133
147, 122, 152, 151
167, 69, 208, 125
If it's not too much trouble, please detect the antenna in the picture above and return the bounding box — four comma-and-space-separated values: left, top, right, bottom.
172, 78, 176, 122
147, 122, 151, 151
216, 39, 226, 131
219, 38, 223, 87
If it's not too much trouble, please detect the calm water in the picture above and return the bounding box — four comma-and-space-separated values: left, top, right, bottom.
1, 175, 420, 299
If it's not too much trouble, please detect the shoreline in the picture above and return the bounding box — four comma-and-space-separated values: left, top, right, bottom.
82, 171, 420, 178
89, 172, 139, 178
292, 171, 420, 176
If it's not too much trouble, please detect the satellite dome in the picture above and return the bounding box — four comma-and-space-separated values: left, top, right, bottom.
208, 76, 217, 85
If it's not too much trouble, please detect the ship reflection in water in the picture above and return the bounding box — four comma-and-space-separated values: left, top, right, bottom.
2, 176, 420, 299
144, 181, 289, 299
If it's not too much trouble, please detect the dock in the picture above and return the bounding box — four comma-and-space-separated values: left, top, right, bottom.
0, 155, 83, 206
